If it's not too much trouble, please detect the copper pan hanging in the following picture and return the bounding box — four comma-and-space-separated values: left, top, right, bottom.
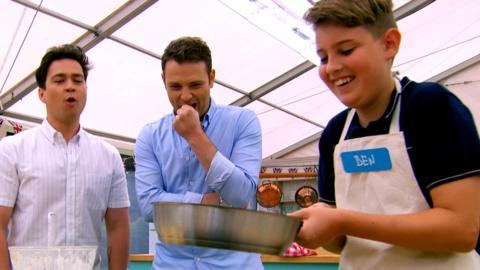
256, 181, 282, 208
294, 185, 319, 208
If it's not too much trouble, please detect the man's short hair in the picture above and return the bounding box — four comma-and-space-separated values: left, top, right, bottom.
161, 36, 212, 76
35, 44, 91, 89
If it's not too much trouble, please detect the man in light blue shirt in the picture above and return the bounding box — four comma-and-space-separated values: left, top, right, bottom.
135, 36, 263, 269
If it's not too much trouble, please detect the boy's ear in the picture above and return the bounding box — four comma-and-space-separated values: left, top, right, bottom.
383, 28, 401, 61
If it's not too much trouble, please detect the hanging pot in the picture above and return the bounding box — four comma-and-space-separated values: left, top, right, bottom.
295, 185, 319, 208
256, 181, 282, 208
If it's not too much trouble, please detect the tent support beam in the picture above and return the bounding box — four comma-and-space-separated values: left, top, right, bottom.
1, 111, 136, 143
393, 0, 435, 21
223, 0, 435, 129
427, 53, 480, 83
0, 0, 454, 158
230, 61, 315, 107
4, 0, 247, 106
1, 0, 158, 111
265, 131, 322, 160
218, 77, 324, 128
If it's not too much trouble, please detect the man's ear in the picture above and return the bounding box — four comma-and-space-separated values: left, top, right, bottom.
161, 73, 168, 90
383, 28, 401, 62
38, 88, 46, 104
209, 69, 216, 88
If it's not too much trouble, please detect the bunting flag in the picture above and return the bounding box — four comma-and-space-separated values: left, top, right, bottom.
8, 120, 23, 134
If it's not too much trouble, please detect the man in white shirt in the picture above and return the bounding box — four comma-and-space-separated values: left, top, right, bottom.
0, 44, 130, 270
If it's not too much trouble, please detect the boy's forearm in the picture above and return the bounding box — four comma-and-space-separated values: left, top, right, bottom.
337, 207, 476, 252
322, 235, 346, 254
337, 177, 480, 253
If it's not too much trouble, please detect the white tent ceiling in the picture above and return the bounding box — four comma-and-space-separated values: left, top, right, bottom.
1, 0, 479, 158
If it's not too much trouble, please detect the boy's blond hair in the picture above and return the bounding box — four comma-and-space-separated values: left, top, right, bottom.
304, 0, 397, 38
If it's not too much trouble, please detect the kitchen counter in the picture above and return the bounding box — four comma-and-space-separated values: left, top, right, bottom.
128, 248, 339, 270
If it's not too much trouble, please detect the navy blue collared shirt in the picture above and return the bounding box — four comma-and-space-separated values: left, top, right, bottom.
318, 77, 480, 252
318, 77, 480, 206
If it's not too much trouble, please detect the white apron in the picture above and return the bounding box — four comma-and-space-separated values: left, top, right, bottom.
333, 79, 480, 270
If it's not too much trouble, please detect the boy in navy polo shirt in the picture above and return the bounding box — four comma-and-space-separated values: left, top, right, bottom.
291, 1, 480, 269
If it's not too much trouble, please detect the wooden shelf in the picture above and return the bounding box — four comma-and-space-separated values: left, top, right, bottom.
260, 172, 317, 179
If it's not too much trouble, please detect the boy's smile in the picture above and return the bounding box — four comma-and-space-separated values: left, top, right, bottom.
315, 23, 398, 123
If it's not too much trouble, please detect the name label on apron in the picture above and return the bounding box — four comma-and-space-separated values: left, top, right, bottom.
341, 147, 392, 173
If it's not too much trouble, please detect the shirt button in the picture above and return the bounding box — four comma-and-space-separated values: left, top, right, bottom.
185, 156, 190, 161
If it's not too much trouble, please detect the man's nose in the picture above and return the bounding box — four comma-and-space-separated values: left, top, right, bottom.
180, 89, 192, 101
65, 80, 76, 92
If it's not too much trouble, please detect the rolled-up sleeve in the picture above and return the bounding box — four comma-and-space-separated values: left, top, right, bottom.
204, 110, 262, 208
135, 124, 204, 222
108, 150, 131, 209
0, 138, 19, 207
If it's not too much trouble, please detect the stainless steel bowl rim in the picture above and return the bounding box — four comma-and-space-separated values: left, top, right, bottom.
152, 202, 301, 255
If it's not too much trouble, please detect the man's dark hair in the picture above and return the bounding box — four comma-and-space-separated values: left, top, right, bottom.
161, 36, 212, 76
35, 44, 91, 89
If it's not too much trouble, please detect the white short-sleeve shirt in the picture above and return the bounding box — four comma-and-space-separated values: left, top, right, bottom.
0, 120, 130, 248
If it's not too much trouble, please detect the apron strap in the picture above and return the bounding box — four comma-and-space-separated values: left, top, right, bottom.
339, 109, 355, 143
389, 79, 402, 133
338, 78, 404, 143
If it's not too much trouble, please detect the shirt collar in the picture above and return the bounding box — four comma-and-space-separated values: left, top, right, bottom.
40, 119, 83, 144
348, 87, 399, 138
201, 98, 216, 131
382, 88, 401, 120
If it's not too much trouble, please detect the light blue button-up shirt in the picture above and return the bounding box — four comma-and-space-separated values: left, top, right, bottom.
135, 99, 263, 269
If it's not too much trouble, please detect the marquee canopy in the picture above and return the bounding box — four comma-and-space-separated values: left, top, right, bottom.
1, 0, 479, 158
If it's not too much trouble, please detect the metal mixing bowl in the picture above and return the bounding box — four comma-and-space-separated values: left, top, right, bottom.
152, 202, 301, 255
